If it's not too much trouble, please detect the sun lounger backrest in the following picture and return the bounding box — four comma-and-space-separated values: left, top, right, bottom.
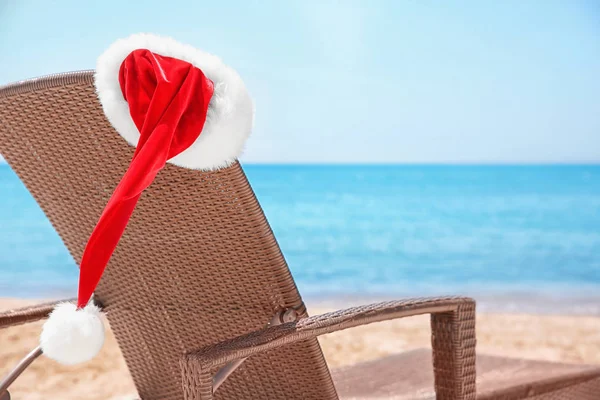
0, 72, 339, 400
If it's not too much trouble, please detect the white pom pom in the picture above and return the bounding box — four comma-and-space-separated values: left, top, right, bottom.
40, 302, 105, 365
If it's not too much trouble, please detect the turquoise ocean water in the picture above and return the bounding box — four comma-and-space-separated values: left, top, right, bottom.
1, 164, 599, 313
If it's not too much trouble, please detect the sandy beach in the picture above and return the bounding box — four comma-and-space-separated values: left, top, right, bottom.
1, 298, 599, 400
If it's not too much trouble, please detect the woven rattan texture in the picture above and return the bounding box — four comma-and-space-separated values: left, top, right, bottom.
477, 370, 600, 400
0, 299, 74, 329
330, 349, 600, 400
527, 377, 600, 399
182, 297, 477, 399
0, 72, 337, 400
431, 301, 477, 399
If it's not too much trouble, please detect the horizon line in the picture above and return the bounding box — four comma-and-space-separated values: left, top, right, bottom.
241, 161, 600, 167
1, 160, 600, 167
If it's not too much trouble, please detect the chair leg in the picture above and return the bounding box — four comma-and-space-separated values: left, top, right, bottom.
431, 301, 477, 400
0, 346, 43, 398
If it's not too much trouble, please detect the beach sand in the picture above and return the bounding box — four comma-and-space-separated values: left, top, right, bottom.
1, 298, 599, 400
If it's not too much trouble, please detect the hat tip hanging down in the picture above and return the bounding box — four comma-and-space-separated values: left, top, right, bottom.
39, 33, 253, 365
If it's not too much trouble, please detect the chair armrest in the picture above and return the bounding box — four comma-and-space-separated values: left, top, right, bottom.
181, 296, 476, 400
0, 298, 75, 329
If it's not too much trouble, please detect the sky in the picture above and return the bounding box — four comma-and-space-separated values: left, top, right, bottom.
0, 0, 599, 164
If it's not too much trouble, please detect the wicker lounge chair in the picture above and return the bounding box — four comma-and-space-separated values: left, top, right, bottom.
0, 48, 599, 400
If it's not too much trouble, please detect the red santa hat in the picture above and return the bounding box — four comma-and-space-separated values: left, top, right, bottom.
39, 33, 253, 365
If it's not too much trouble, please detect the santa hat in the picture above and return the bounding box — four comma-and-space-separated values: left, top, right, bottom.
39, 33, 253, 365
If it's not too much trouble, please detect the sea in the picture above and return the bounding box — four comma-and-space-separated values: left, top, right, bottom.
1, 164, 599, 314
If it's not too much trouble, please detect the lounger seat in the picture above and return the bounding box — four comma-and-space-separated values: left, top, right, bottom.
332, 349, 600, 399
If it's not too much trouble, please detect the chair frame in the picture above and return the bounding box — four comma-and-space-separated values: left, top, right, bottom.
0, 297, 476, 400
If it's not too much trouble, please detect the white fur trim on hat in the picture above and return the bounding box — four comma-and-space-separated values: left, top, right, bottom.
94, 33, 254, 171
40, 302, 105, 365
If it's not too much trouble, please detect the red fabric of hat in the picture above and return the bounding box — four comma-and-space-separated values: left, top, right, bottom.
40, 33, 253, 367
76, 49, 214, 308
